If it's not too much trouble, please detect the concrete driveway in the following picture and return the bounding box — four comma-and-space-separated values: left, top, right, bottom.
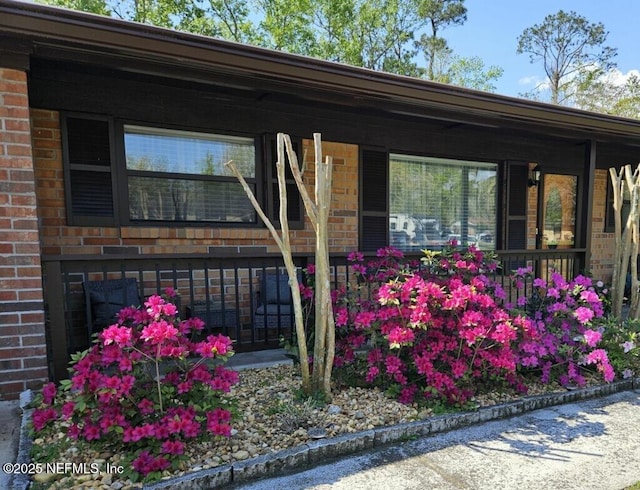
230, 389, 640, 490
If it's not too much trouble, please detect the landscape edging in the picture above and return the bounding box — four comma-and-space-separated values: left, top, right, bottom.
15, 379, 638, 490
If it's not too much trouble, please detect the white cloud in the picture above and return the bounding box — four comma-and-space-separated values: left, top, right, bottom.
518, 75, 549, 93
600, 68, 640, 86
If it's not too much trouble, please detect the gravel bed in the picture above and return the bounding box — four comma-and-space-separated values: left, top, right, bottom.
33, 364, 568, 489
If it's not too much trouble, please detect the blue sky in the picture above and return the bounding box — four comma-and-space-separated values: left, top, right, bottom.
445, 0, 640, 97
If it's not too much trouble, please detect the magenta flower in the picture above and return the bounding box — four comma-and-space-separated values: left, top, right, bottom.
583, 329, 602, 348
32, 407, 57, 431
41, 382, 57, 405
140, 319, 178, 344
101, 324, 133, 347
161, 439, 185, 455
574, 306, 595, 325
386, 326, 415, 348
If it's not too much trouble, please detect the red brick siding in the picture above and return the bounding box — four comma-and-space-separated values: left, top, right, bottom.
590, 169, 615, 283
33, 111, 359, 255
0, 69, 48, 399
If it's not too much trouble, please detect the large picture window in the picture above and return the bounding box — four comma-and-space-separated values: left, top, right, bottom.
124, 126, 256, 223
389, 154, 497, 251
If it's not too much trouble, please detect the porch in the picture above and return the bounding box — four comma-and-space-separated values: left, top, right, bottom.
42, 248, 586, 381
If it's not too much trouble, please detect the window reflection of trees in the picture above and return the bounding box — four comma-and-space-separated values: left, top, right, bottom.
125, 128, 255, 223
389, 155, 497, 250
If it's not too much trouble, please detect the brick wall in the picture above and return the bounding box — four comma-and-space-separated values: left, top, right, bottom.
0, 69, 49, 399
527, 163, 538, 249
590, 169, 615, 282
32, 110, 359, 256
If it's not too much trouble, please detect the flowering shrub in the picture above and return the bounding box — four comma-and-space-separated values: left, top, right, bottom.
334, 245, 615, 407
595, 315, 640, 380
512, 268, 614, 385
334, 245, 531, 406
31, 288, 238, 482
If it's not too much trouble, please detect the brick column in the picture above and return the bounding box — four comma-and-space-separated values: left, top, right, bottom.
0, 68, 49, 399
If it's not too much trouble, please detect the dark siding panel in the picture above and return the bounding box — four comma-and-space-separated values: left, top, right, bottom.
508, 166, 528, 216
69, 170, 114, 217
507, 220, 527, 249
361, 150, 388, 213
361, 149, 388, 251
361, 216, 388, 251
505, 163, 529, 250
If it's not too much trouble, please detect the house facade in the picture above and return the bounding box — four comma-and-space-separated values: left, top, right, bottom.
1, 0, 640, 399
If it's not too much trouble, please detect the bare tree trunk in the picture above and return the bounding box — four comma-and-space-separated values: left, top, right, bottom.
609, 164, 640, 319
226, 151, 311, 394
228, 133, 335, 399
610, 167, 625, 318
628, 166, 640, 318
284, 134, 335, 399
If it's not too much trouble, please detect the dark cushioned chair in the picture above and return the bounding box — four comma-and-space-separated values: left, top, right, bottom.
84, 278, 140, 338
253, 271, 300, 329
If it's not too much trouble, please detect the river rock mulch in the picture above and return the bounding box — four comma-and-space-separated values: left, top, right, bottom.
31, 364, 572, 489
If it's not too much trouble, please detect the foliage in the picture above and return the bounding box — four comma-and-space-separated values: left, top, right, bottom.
511, 268, 614, 386
574, 69, 640, 119
441, 55, 504, 92
30, 289, 238, 482
415, 0, 467, 80
37, 0, 503, 91
332, 245, 615, 407
517, 10, 617, 105
598, 316, 640, 379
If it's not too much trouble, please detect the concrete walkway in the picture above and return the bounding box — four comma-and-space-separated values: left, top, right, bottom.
230, 389, 640, 490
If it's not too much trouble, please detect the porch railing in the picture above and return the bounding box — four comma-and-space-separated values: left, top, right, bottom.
41, 248, 586, 381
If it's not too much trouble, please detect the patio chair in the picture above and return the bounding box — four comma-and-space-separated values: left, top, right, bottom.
253, 270, 301, 331
84, 277, 140, 339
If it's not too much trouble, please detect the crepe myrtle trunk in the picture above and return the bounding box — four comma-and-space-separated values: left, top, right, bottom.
226, 133, 335, 398
609, 164, 640, 319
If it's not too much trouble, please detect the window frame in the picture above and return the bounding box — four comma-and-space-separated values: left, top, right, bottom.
62, 112, 267, 228
387, 151, 499, 251
116, 121, 261, 226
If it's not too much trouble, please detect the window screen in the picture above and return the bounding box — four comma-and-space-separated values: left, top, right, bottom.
389, 154, 497, 251
124, 125, 256, 223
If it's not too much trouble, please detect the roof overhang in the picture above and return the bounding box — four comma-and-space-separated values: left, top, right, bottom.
2, 0, 640, 145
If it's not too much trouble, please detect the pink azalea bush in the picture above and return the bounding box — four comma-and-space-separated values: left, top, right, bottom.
31, 288, 238, 482
333, 245, 614, 407
512, 268, 614, 385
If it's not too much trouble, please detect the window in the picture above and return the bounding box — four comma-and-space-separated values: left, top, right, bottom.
62, 115, 262, 226
124, 126, 256, 223
389, 154, 497, 251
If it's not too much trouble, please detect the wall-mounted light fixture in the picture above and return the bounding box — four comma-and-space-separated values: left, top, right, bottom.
528, 165, 541, 187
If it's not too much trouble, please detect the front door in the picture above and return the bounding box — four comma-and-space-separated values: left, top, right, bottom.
537, 174, 578, 250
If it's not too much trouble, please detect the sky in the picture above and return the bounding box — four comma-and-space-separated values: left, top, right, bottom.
445, 0, 640, 97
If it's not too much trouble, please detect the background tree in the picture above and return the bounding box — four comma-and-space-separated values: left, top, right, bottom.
437, 55, 503, 92
517, 10, 617, 105
574, 70, 640, 119
39, 0, 502, 89
415, 0, 467, 80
